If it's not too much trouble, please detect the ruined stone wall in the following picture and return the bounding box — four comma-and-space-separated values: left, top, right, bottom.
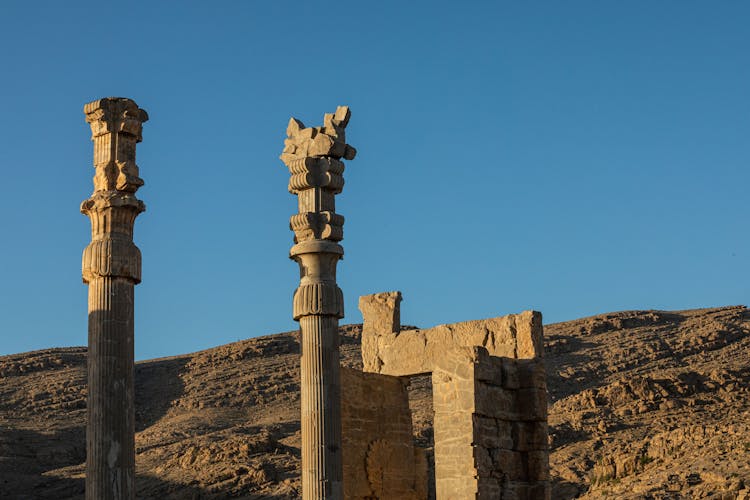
360, 293, 544, 377
340, 367, 427, 500
359, 291, 550, 500
432, 347, 548, 499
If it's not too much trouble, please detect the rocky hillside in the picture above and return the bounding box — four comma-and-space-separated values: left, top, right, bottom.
0, 306, 748, 499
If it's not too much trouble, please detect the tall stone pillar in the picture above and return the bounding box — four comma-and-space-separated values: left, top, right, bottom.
81, 97, 148, 500
280, 106, 356, 499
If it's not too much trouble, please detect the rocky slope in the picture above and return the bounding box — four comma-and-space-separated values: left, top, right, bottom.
0, 306, 748, 499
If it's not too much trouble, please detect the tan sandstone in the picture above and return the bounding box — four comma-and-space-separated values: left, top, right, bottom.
359, 291, 550, 500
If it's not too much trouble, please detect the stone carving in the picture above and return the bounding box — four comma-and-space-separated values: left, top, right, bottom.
81, 97, 148, 500
366, 439, 394, 497
84, 98, 148, 194
359, 292, 550, 500
281, 106, 355, 246
281, 106, 355, 500
340, 368, 427, 500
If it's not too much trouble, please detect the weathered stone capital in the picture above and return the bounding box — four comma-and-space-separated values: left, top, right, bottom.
82, 97, 146, 286
82, 238, 142, 284
293, 283, 344, 320
84, 97, 148, 193
289, 211, 345, 243
291, 241, 344, 319
81, 185, 145, 237
281, 106, 355, 246
286, 157, 345, 195
85, 98, 148, 140
81, 192, 144, 284
280, 106, 356, 165
80, 190, 146, 215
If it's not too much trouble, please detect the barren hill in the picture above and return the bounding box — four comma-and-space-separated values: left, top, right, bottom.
1, 306, 748, 499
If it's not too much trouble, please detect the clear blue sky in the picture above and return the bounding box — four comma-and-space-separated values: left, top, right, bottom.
0, 1, 747, 360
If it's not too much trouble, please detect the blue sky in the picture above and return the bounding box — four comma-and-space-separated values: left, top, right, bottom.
0, 1, 747, 360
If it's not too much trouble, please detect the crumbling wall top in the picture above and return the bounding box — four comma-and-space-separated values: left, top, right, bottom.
359, 291, 544, 377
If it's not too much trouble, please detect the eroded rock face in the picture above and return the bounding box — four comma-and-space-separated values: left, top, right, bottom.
0, 307, 748, 499
547, 305, 750, 499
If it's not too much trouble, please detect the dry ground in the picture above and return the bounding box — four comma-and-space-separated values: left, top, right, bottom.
1, 306, 748, 499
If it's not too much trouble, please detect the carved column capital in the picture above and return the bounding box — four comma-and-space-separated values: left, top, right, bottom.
281, 106, 356, 246
290, 241, 345, 320
81, 98, 147, 284
84, 97, 148, 194
281, 106, 355, 319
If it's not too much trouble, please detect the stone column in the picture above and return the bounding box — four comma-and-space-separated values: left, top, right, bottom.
280, 106, 356, 500
81, 97, 148, 500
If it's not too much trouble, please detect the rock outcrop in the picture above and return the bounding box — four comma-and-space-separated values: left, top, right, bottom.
0, 306, 748, 499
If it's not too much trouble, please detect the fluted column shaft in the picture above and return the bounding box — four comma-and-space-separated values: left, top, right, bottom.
280, 106, 356, 500
81, 97, 148, 500
299, 315, 343, 498
86, 277, 135, 499
292, 241, 346, 499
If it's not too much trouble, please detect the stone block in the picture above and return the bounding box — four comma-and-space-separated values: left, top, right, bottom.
472, 415, 500, 448
474, 445, 494, 474
517, 388, 548, 422
434, 414, 474, 444
474, 354, 503, 385
516, 310, 544, 359
436, 476, 478, 499
502, 358, 521, 390
491, 449, 525, 481
495, 418, 515, 449
479, 315, 517, 357
476, 476, 501, 499
433, 373, 475, 414
384, 333, 432, 375
511, 421, 549, 452
474, 381, 516, 419
359, 291, 401, 336
359, 292, 401, 373
526, 450, 550, 481
517, 359, 546, 389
